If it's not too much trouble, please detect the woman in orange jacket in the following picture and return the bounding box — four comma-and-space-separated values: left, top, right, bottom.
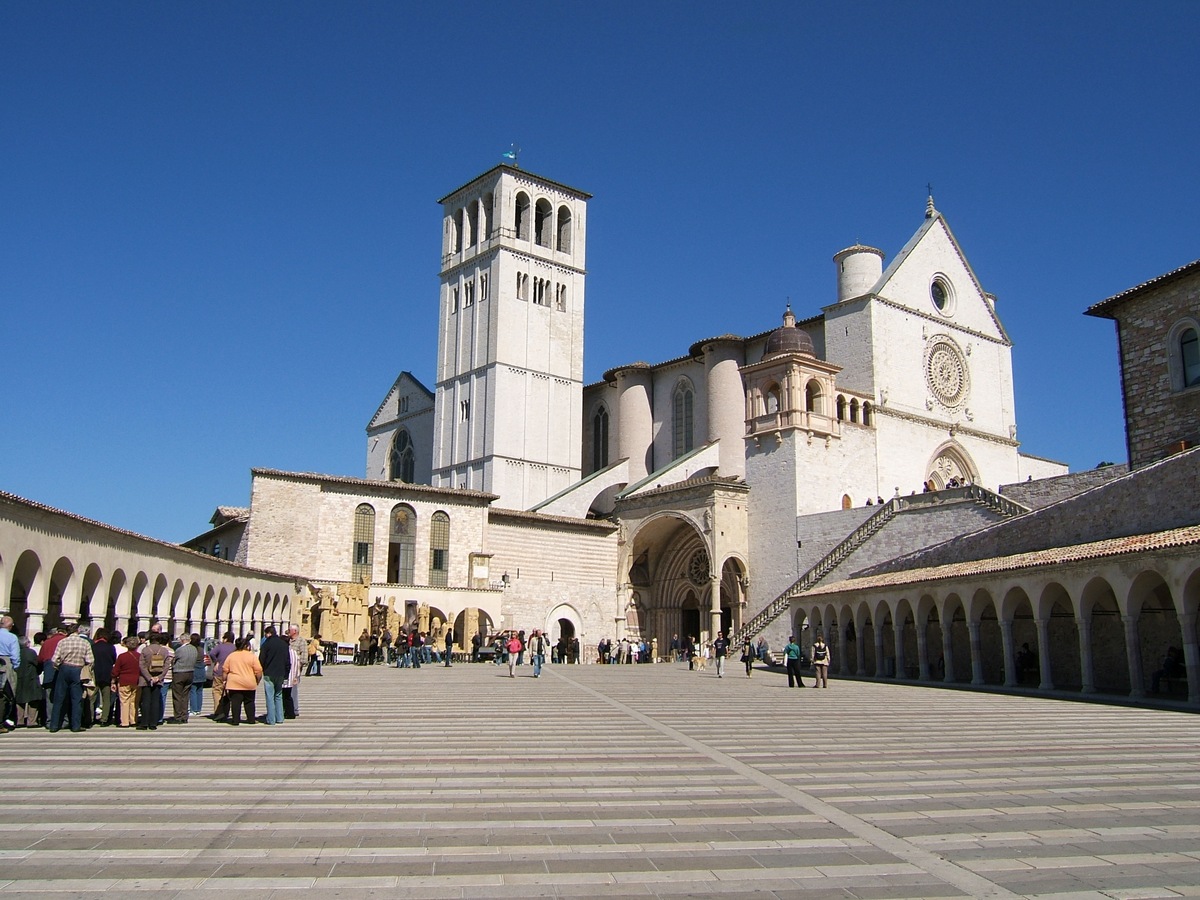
222, 637, 263, 726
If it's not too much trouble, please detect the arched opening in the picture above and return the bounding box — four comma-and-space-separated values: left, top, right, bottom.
351, 504, 375, 583
1083, 577, 1127, 694
389, 429, 415, 483
836, 395, 846, 421
1180, 326, 1200, 388
592, 405, 610, 471
1043, 584, 1081, 690
453, 208, 463, 253
976, 591, 1003, 685
534, 198, 553, 247
387, 504, 416, 585
927, 443, 977, 490
428, 511, 450, 587
765, 383, 781, 415
1129, 569, 1181, 696
514, 192, 530, 240
849, 398, 860, 423
481, 192, 493, 239
945, 596, 971, 682
9, 549, 43, 635
466, 202, 478, 247
841, 494, 852, 510
862, 402, 872, 426
556, 205, 572, 252
673, 382, 694, 459
805, 379, 823, 415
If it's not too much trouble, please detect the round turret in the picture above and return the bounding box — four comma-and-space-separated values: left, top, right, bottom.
763, 306, 814, 358
833, 244, 884, 302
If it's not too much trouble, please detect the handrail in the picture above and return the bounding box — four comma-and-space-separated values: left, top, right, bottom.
729, 487, 1028, 646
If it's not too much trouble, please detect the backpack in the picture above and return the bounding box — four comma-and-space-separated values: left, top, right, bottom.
813, 644, 828, 663
146, 647, 166, 679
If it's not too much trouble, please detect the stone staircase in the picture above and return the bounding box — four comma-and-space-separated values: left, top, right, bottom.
730, 485, 1028, 647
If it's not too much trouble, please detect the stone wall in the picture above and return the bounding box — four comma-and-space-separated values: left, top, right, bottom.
1000, 464, 1128, 509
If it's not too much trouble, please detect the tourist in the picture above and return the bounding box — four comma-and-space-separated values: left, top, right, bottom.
0, 615, 20, 730
506, 632, 522, 677
529, 629, 546, 677
306, 633, 323, 676
287, 626, 307, 714
169, 633, 201, 723
713, 631, 728, 678
258, 625, 290, 725
741, 638, 754, 677
395, 630, 410, 667
356, 629, 369, 666
811, 634, 830, 688
209, 631, 236, 721
14, 636, 42, 728
223, 637, 262, 725
471, 631, 481, 663
444, 628, 453, 667
137, 632, 171, 729
409, 629, 423, 668
282, 638, 301, 719
784, 635, 804, 688
49, 622, 93, 732
111, 636, 142, 727
91, 627, 117, 726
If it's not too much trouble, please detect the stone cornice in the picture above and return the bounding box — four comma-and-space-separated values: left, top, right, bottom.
872, 406, 1018, 447
873, 295, 1010, 346
252, 469, 498, 504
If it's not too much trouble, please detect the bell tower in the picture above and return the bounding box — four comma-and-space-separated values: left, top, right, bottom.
431, 165, 590, 508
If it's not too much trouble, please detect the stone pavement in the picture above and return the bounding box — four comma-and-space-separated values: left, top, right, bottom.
2, 661, 1199, 899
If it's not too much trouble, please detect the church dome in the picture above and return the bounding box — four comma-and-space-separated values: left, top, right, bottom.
763, 306, 814, 358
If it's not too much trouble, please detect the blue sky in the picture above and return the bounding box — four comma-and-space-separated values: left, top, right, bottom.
3, 2, 1198, 542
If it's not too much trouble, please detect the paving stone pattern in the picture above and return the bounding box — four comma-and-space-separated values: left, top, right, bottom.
2, 662, 1199, 899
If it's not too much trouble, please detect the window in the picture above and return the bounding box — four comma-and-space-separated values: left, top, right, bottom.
673, 383, 694, 459
389, 429, 415, 482
516, 273, 528, 301
533, 277, 550, 306
849, 398, 859, 423
387, 504, 416, 585
464, 279, 474, 308
399, 395, 409, 414
428, 511, 450, 587
453, 209, 463, 253
466, 203, 478, 246
593, 406, 609, 470
351, 504, 375, 583
534, 199, 553, 247
1182, 327, 1200, 388
557, 205, 572, 252
515, 192, 530, 240
460, 399, 470, 421
480, 272, 489, 302
862, 401, 873, 426
482, 192, 493, 239
805, 380, 823, 414
930, 275, 955, 315
556, 284, 567, 311
765, 384, 781, 415
836, 395, 845, 421
451, 287, 459, 312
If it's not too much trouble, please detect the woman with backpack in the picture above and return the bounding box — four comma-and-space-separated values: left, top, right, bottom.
811, 634, 830, 688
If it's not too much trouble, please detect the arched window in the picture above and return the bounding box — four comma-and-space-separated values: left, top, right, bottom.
453, 208, 464, 253
593, 406, 610, 470
466, 202, 478, 246
387, 504, 416, 585
389, 429, 415, 483
805, 379, 823, 414
849, 398, 859, 423
481, 192, 493, 239
836, 395, 846, 421
862, 401, 873, 426
765, 385, 781, 415
351, 504, 375, 583
534, 199, 553, 247
556, 205, 572, 253
1181, 327, 1200, 388
428, 511, 450, 587
673, 382, 694, 459
515, 192, 530, 240
842, 494, 853, 510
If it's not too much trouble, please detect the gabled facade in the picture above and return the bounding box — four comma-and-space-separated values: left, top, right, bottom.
365, 371, 435, 484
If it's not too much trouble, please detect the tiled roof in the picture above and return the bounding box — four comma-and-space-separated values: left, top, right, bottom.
804, 524, 1200, 597
1086, 258, 1200, 317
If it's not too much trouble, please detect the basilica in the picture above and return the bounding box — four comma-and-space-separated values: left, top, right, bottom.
205, 164, 1066, 651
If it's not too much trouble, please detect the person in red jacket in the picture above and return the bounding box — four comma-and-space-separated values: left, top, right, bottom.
110, 637, 142, 727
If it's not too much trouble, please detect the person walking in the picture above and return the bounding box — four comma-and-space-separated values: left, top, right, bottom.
811, 633, 830, 688
306, 634, 324, 676
741, 638, 754, 677
506, 633, 522, 678
784, 635, 805, 688
529, 630, 546, 678
713, 631, 728, 678
443, 628, 453, 667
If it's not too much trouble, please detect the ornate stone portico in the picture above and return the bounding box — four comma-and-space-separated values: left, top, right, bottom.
615, 476, 749, 648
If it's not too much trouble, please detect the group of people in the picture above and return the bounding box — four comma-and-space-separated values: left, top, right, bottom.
0, 615, 313, 733
356, 627, 455, 668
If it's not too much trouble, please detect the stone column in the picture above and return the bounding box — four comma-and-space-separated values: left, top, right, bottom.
1179, 613, 1199, 704
893, 624, 906, 680
709, 576, 722, 646
1078, 616, 1096, 694
916, 620, 930, 681
854, 624, 866, 675
23, 610, 46, 639
1123, 615, 1145, 699
1035, 618, 1054, 690
941, 622, 955, 683
873, 629, 886, 678
999, 619, 1017, 687
967, 620, 984, 685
